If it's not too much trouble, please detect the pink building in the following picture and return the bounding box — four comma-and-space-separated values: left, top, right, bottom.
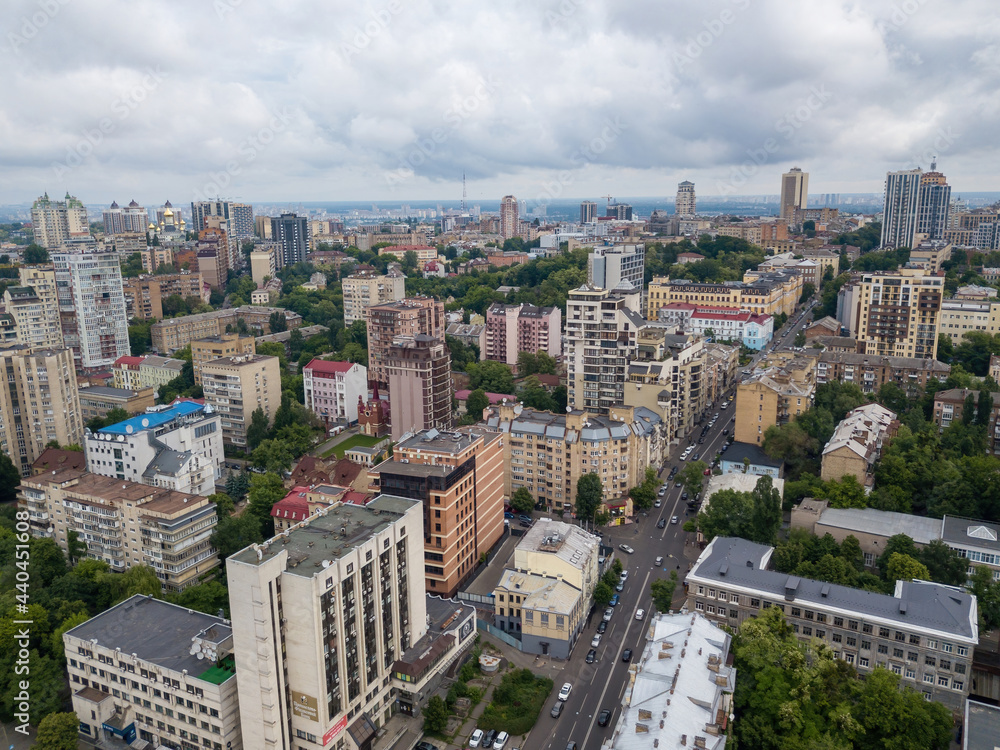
484, 303, 561, 368
303, 359, 369, 424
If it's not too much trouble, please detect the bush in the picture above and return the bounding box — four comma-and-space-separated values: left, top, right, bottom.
477, 668, 553, 736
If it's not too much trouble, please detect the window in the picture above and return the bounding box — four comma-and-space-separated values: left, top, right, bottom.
905, 667, 916, 680
845, 653, 855, 664
847, 636, 858, 647
695, 601, 704, 611
891, 664, 902, 675
861, 623, 871, 633
804, 610, 814, 620
956, 663, 966, 674
938, 676, 950, 686
833, 617, 844, 627
802, 626, 812, 636
707, 605, 716, 614
953, 680, 964, 691
958, 646, 968, 657
750, 598, 760, 608
816, 630, 825, 639
858, 657, 869, 667
923, 673, 934, 684
942, 642, 953, 653
925, 656, 936, 666
730, 609, 739, 619
926, 639, 937, 649
832, 633, 842, 643
939, 660, 951, 671
895, 631, 906, 642
877, 644, 888, 655
879, 627, 890, 638
909, 634, 920, 646
849, 620, 860, 631
791, 607, 801, 617
893, 648, 903, 659
816, 613, 827, 623
907, 652, 917, 662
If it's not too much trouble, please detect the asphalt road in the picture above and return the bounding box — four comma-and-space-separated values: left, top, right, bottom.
522, 302, 816, 750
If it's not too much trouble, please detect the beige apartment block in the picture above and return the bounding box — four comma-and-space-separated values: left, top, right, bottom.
202, 354, 281, 447
854, 268, 944, 360
821, 403, 898, 488
123, 272, 208, 320
192, 334, 256, 385
4, 265, 62, 348
249, 248, 276, 287
365, 297, 445, 388
0, 345, 82, 476
20, 469, 219, 590
151, 306, 302, 353
735, 355, 816, 445
342, 268, 406, 326
625, 333, 707, 440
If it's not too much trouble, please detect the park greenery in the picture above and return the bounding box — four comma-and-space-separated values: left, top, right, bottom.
693, 475, 782, 546
477, 668, 554, 736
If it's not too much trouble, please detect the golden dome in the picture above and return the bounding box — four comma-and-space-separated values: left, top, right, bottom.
148, 222, 157, 229
163, 208, 174, 217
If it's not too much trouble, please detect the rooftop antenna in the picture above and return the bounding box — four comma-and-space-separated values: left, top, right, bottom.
462, 172, 467, 213
930, 157, 937, 171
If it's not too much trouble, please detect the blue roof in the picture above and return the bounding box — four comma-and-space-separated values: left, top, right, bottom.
100, 401, 204, 435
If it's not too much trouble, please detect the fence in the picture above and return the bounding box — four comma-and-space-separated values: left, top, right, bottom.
476, 618, 523, 651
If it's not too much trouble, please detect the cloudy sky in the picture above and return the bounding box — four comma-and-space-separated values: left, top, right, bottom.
2, 0, 998, 207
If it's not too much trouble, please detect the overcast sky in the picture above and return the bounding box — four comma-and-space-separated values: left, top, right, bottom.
2, 0, 998, 207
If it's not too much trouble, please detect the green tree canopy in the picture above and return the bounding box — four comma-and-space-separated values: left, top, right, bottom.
510, 487, 535, 515
650, 572, 679, 612
466, 389, 490, 422
574, 472, 603, 522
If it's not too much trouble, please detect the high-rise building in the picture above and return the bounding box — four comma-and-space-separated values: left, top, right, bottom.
226, 495, 429, 750
779, 167, 808, 222
606, 202, 633, 220
191, 333, 255, 385
31, 192, 90, 248
565, 285, 645, 415
384, 335, 452, 440
855, 268, 944, 359
190, 200, 254, 239
499, 195, 518, 240
84, 400, 224, 496
52, 249, 130, 369
675, 180, 696, 216
103, 199, 149, 235
303, 359, 368, 424
22, 469, 220, 589
373, 427, 505, 595
0, 345, 82, 476
197, 226, 231, 289
881, 168, 923, 249
580, 200, 597, 223
365, 297, 445, 388
2, 266, 62, 349
342, 267, 406, 326
201, 354, 281, 447
271, 213, 309, 266
122, 272, 208, 320
624, 333, 708, 440
249, 247, 277, 287
62, 596, 242, 750
587, 243, 645, 292
917, 165, 952, 242
484, 303, 561, 367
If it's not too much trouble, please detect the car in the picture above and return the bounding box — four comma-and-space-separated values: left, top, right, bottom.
597, 620, 607, 633
519, 519, 532, 528
550, 701, 563, 718
622, 649, 633, 662
469, 729, 484, 747
654, 555, 664, 566
482, 731, 497, 748
503, 512, 514, 520
698, 437, 705, 444
720, 444, 729, 452
657, 487, 666, 496
619, 544, 634, 554
598, 709, 612, 727
681, 491, 688, 501
416, 742, 440, 750
586, 649, 597, 664
671, 516, 679, 524
615, 580, 624, 591
518, 515, 532, 524
609, 594, 619, 606
723, 428, 729, 435
703, 467, 712, 476
654, 499, 662, 507
721, 402, 729, 409
603, 607, 614, 622
657, 518, 666, 529
635, 609, 645, 620
692, 453, 700, 461
620, 570, 629, 581
675, 480, 683, 487
566, 743, 577, 750
591, 633, 602, 647
494, 731, 509, 749
558, 683, 572, 701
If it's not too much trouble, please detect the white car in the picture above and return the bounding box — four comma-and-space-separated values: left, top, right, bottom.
469, 729, 484, 748
620, 570, 629, 581
591, 633, 602, 648
493, 731, 509, 749
558, 682, 572, 701
635, 609, 645, 620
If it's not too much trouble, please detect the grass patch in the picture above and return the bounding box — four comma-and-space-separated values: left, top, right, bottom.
320, 433, 383, 459
477, 668, 553, 736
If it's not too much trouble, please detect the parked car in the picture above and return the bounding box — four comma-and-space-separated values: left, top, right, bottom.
503, 512, 514, 520
519, 519, 532, 528
566, 743, 577, 750
586, 649, 596, 664
603, 607, 614, 622
558, 683, 573, 701
654, 556, 664, 567
598, 709, 612, 727
615, 580, 624, 592
518, 515, 532, 524
721, 402, 729, 409
482, 731, 497, 748
723, 428, 729, 435
692, 453, 700, 461
654, 499, 662, 507
657, 487, 666, 496
681, 492, 688, 501
657, 518, 666, 529
620, 570, 629, 581
493, 731, 509, 749
720, 444, 729, 452
610, 594, 620, 606
622, 649, 633, 662
597, 620, 607, 633
416, 742, 440, 750
591, 633, 602, 647
703, 467, 712, 476
550, 701, 563, 718
675, 480, 683, 488
469, 729, 484, 747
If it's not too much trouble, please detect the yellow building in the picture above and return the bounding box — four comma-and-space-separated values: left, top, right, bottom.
201, 354, 281, 446
4, 266, 62, 349
192, 333, 256, 385
854, 268, 943, 359
646, 273, 801, 322
734, 354, 817, 446
625, 334, 707, 441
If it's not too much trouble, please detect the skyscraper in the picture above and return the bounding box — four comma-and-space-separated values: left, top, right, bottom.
917, 164, 952, 242
102, 199, 149, 235
779, 168, 808, 221
675, 181, 696, 216
881, 169, 923, 249
52, 249, 130, 369
30, 192, 90, 248
580, 200, 597, 223
189, 200, 254, 239
271, 212, 309, 266
500, 195, 518, 239
587, 243, 645, 292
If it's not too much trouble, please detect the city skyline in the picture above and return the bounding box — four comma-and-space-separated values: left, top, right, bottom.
2, 0, 998, 205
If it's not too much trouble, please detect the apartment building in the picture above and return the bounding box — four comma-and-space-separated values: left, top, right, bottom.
197, 228, 230, 289
816, 350, 950, 396
102, 199, 148, 234
141, 244, 175, 274
780, 167, 809, 221
484, 302, 561, 368
624, 334, 706, 441
376, 244, 438, 267
113, 355, 185, 391
2, 266, 62, 348
881, 169, 923, 249
444, 323, 486, 354
63, 595, 242, 750
938, 298, 1000, 346
735, 355, 816, 446
704, 342, 740, 405
384, 336, 452, 441
565, 284, 645, 415
151, 306, 302, 353
201, 354, 281, 447
227, 495, 433, 749
675, 180, 696, 215
906, 241, 953, 275
492, 519, 600, 657
84, 401, 224, 496
686, 536, 977, 711
482, 402, 666, 514
53, 249, 131, 369
800, 247, 841, 280
646, 273, 801, 322
20, 469, 219, 590
270, 213, 309, 266
659, 303, 774, 350
821, 403, 898, 488
587, 243, 645, 291
191, 334, 256, 385
599, 613, 735, 750
854, 268, 944, 359
372, 427, 504, 596
303, 359, 368, 424
365, 297, 445, 389
78, 385, 157, 423
249, 248, 277, 288
123, 273, 208, 320
31, 192, 89, 248
715, 218, 789, 244
0, 345, 83, 476
191, 200, 254, 242
342, 268, 406, 326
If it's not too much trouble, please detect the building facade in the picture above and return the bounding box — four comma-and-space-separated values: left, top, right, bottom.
342, 268, 407, 326
821, 403, 897, 488
78, 385, 157, 422
881, 169, 923, 249
734, 355, 816, 446
384, 336, 452, 441
191, 334, 256, 385
587, 243, 645, 292
675, 180, 696, 215
122, 273, 208, 320
779, 167, 809, 222
483, 302, 561, 367
303, 359, 369, 424
201, 354, 281, 447
3, 265, 62, 349
271, 213, 309, 266
365, 297, 445, 389
816, 350, 950, 395
31, 192, 90, 248
150, 306, 302, 353
854, 269, 944, 359
500, 195, 519, 239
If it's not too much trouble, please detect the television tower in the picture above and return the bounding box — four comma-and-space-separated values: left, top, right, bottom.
462, 172, 467, 213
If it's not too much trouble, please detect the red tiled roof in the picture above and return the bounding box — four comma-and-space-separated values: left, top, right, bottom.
114, 356, 145, 368
32, 448, 86, 473
305, 359, 354, 374
343, 491, 370, 506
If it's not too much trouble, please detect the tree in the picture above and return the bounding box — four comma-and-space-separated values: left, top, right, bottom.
168, 580, 232, 618
678, 460, 708, 499
211, 513, 263, 561
650, 572, 679, 612
885, 552, 931, 584
401, 250, 419, 275
466, 360, 515, 394
821, 474, 867, 509
917, 539, 967, 587
876, 381, 909, 414
0, 452, 20, 503
66, 529, 87, 565
968, 565, 1000, 628
34, 711, 80, 750
593, 580, 614, 607
794, 331, 806, 347
246, 407, 271, 451
629, 467, 660, 511
268, 311, 287, 333
749, 475, 782, 546
466, 389, 490, 421
799, 283, 815, 303
209, 492, 235, 518
574, 472, 603, 522
876, 534, 919, 576
977, 387, 993, 426
247, 472, 287, 536
23, 244, 50, 264
510, 487, 535, 515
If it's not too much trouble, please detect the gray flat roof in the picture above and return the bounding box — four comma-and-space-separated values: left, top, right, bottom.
688, 537, 977, 642
817, 507, 940, 545
66, 595, 233, 680
965, 700, 1000, 750
941, 515, 1000, 552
